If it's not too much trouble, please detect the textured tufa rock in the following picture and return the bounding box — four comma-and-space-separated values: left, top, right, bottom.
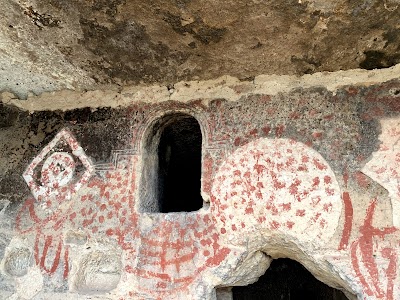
1, 0, 400, 98
70, 249, 122, 294
64, 230, 88, 246
2, 247, 31, 277
1, 73, 400, 299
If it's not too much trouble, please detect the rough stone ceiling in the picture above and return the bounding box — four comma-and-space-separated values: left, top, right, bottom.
1, 0, 400, 99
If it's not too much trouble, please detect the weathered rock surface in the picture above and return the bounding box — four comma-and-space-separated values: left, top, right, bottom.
1, 0, 400, 98
2, 247, 31, 277
0, 68, 400, 299
1, 0, 400, 298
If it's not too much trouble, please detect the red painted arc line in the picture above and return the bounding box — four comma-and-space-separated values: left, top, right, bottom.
35, 235, 63, 275
350, 240, 374, 297
339, 191, 353, 250
141, 237, 195, 248
134, 264, 207, 285
139, 252, 197, 267
382, 247, 397, 300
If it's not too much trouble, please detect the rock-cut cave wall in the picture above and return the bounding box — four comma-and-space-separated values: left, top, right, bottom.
0, 70, 400, 299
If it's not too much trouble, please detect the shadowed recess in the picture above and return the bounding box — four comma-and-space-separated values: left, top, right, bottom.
232, 258, 349, 300
158, 115, 203, 212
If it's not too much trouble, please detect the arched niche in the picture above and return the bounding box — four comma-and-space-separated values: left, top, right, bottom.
231, 258, 350, 300
139, 112, 204, 213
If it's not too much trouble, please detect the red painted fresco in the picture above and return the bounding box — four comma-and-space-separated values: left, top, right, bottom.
211, 138, 342, 245
351, 199, 398, 299
128, 214, 230, 295
11, 97, 400, 300
338, 170, 353, 251
362, 118, 400, 227
15, 127, 231, 298
16, 196, 70, 278
338, 191, 353, 251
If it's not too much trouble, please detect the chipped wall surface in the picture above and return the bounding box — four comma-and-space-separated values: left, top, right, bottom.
0, 70, 400, 299
1, 0, 400, 98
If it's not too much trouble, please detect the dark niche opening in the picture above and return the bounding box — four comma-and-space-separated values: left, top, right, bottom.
140, 113, 203, 213
232, 258, 349, 300
158, 115, 203, 212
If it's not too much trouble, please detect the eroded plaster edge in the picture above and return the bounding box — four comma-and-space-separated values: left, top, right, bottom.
1, 64, 400, 112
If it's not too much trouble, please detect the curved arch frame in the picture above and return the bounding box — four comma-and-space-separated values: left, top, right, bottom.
137, 109, 207, 213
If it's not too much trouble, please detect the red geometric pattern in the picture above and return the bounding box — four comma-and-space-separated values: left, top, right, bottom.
211, 138, 342, 245
23, 129, 94, 202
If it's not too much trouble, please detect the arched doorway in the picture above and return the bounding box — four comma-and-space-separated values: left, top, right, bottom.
140, 113, 203, 213
231, 258, 349, 300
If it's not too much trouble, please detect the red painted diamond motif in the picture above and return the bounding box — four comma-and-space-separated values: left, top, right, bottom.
23, 128, 94, 201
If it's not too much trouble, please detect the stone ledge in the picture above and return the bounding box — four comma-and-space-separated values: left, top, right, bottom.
2, 64, 400, 112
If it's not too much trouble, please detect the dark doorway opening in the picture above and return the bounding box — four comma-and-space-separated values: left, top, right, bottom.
232, 258, 349, 300
156, 114, 203, 213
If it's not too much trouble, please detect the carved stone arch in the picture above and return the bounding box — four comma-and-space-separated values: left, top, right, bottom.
209, 137, 358, 299
137, 107, 210, 213
214, 255, 355, 300
133, 104, 211, 152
